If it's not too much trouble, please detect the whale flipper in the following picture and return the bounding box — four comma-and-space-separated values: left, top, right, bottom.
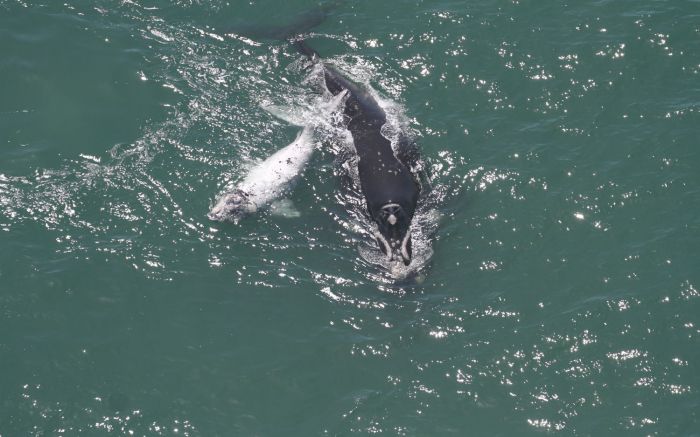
270, 198, 301, 218
263, 89, 347, 126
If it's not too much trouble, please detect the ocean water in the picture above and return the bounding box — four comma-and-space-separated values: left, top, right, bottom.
1, 0, 699, 435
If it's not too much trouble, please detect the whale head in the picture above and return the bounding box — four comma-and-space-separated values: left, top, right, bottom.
208, 189, 257, 223
373, 203, 412, 266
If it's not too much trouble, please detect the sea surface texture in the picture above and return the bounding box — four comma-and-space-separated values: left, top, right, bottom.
1, 0, 699, 435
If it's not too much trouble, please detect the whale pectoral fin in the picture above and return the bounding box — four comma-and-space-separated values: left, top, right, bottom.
270, 198, 302, 218
323, 88, 349, 112
261, 89, 347, 128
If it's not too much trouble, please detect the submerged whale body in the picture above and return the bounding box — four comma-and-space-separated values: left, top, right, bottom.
294, 40, 422, 266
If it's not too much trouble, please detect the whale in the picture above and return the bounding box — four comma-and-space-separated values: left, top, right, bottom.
294, 40, 422, 266
208, 90, 348, 223
208, 125, 315, 223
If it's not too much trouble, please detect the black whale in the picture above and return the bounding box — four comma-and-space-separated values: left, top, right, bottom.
295, 40, 422, 265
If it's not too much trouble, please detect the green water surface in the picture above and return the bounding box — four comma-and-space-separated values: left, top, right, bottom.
1, 0, 699, 435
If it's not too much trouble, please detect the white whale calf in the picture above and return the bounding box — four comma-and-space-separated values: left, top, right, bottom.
208, 126, 315, 222
208, 90, 347, 223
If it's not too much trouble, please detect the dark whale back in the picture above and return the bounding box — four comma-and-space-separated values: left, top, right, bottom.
293, 39, 421, 264
320, 64, 420, 221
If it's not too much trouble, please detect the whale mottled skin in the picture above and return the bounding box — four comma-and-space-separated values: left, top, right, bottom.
208, 125, 315, 223
295, 40, 421, 265
208, 89, 348, 223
